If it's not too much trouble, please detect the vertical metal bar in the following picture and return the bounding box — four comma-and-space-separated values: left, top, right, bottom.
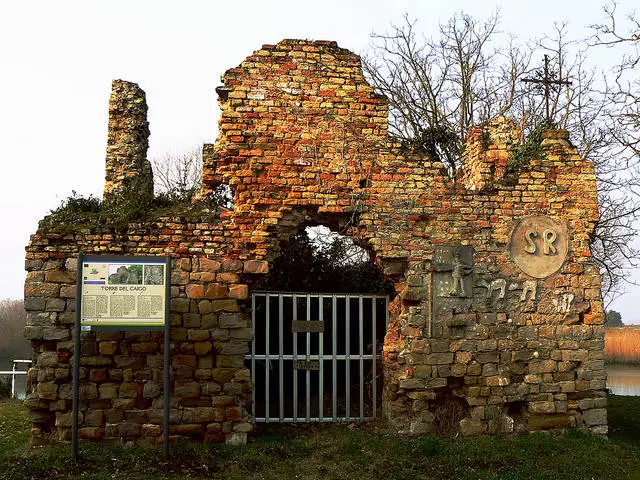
306, 294, 311, 421
278, 295, 284, 422
318, 295, 324, 422
265, 295, 270, 422
251, 294, 256, 420
163, 255, 171, 458
332, 295, 337, 421
293, 295, 298, 421
345, 295, 350, 421
359, 297, 364, 420
372, 298, 377, 418
72, 251, 83, 462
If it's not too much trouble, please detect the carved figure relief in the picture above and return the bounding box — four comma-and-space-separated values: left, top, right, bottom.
433, 246, 474, 298
520, 280, 537, 302
450, 249, 472, 296
510, 216, 568, 278
552, 293, 574, 313
477, 278, 507, 301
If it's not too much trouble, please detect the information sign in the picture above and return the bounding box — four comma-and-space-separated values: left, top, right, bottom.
73, 254, 171, 461
80, 258, 168, 328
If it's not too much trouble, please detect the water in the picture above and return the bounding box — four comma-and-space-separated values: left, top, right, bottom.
606, 366, 640, 396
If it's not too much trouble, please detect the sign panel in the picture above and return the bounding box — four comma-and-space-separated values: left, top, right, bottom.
80, 257, 168, 327
291, 320, 325, 333
294, 360, 320, 370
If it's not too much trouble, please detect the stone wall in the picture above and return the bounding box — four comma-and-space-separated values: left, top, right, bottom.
103, 80, 154, 203
24, 39, 607, 444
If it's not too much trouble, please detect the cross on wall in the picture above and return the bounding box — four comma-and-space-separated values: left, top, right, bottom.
521, 55, 572, 124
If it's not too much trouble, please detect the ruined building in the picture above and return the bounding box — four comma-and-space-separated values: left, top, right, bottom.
24, 39, 607, 444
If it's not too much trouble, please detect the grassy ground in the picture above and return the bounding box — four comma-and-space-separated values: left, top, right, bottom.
1, 396, 640, 480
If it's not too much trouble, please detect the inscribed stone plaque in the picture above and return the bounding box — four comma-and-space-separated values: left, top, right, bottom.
510, 216, 568, 278
431, 246, 475, 336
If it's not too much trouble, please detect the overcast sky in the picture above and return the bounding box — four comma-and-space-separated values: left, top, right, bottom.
1, 0, 638, 321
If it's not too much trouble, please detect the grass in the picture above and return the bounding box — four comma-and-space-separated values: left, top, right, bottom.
2, 396, 640, 479
605, 327, 640, 365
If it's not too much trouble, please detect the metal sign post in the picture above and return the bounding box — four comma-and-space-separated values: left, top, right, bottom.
72, 254, 171, 461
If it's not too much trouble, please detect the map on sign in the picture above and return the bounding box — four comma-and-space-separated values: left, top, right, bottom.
81, 258, 167, 327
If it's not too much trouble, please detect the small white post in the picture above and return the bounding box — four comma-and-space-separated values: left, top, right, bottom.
11, 361, 16, 398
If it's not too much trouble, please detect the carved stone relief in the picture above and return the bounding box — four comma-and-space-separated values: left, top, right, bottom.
510, 216, 568, 278
477, 278, 507, 302
552, 293, 574, 313
431, 246, 475, 337
433, 246, 474, 298
520, 280, 537, 302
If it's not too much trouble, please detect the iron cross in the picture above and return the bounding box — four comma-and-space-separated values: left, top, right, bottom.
522, 55, 572, 124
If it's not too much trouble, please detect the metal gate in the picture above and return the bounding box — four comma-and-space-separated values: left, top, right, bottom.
246, 292, 388, 423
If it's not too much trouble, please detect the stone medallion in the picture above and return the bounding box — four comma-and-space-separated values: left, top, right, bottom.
510, 216, 568, 278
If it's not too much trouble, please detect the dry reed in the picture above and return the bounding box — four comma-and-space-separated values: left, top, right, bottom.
605, 327, 640, 364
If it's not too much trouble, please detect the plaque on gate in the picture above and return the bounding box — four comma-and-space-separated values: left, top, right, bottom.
294, 360, 320, 370
291, 320, 325, 333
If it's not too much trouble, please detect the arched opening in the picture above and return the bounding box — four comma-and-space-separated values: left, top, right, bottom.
247, 225, 395, 423
259, 225, 395, 295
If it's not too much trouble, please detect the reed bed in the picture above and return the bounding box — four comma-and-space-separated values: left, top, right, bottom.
605, 327, 640, 364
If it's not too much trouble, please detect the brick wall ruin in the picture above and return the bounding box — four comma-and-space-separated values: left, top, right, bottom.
24, 39, 607, 444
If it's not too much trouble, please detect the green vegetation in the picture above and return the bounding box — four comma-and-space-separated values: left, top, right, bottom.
606, 310, 624, 327
261, 229, 395, 295
504, 123, 550, 178
37, 188, 229, 233
2, 395, 640, 479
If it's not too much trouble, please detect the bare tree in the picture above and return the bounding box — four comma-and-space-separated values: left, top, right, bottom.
589, 4, 640, 302
0, 299, 30, 363
363, 12, 640, 301
151, 147, 203, 197
362, 12, 531, 173
151, 146, 235, 210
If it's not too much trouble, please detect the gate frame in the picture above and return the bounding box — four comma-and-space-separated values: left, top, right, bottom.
246, 291, 389, 423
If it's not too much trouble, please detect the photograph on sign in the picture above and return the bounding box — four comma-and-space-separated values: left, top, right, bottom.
80, 258, 167, 327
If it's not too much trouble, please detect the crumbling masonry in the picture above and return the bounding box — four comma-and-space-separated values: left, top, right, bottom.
24, 39, 607, 444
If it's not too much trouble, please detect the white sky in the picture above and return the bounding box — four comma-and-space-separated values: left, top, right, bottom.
1, 0, 638, 322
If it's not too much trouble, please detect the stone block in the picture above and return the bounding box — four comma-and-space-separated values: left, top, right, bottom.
119, 382, 142, 398
175, 382, 200, 398
228, 284, 248, 300
199, 258, 221, 272
79, 427, 105, 440
212, 300, 239, 313
582, 408, 607, 426
118, 422, 141, 439
459, 419, 485, 436
528, 401, 555, 414
528, 414, 569, 430
243, 260, 269, 274
45, 298, 66, 312
205, 284, 229, 299
141, 424, 162, 437
218, 313, 247, 328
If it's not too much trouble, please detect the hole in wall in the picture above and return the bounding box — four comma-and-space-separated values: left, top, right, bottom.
258, 225, 394, 295
430, 377, 469, 436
